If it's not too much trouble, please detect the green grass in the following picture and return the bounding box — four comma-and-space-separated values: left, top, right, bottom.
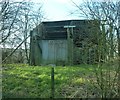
2, 64, 118, 98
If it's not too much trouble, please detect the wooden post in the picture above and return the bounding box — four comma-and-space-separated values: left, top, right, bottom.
66, 28, 71, 65
71, 27, 74, 65
51, 67, 54, 98
64, 26, 75, 65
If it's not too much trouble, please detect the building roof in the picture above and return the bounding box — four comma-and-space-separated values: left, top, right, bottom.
32, 20, 99, 40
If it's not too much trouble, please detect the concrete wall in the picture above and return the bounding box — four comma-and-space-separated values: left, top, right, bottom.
40, 40, 68, 65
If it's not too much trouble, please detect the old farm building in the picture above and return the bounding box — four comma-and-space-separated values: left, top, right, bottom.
29, 20, 100, 66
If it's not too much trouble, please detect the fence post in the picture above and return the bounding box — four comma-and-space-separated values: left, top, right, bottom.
51, 67, 54, 98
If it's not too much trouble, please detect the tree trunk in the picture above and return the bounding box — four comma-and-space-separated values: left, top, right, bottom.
24, 14, 29, 63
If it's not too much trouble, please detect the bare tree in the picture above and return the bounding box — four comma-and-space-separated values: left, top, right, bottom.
0, 0, 23, 44
71, 0, 119, 98
0, 0, 44, 63
17, 1, 43, 63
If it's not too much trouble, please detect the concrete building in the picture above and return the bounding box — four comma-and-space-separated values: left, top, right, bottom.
29, 20, 100, 66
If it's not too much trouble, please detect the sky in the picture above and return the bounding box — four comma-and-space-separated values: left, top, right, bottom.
39, 0, 118, 21
39, 0, 83, 21
14, 0, 118, 21
14, 0, 83, 21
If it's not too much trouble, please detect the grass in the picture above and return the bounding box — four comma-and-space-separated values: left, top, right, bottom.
2, 63, 118, 98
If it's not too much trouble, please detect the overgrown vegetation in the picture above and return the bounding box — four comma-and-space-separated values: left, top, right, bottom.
2, 63, 119, 98
1, 0, 120, 99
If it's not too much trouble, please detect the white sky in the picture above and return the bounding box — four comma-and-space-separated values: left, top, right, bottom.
11, 0, 119, 21
40, 0, 118, 21
14, 0, 83, 21
40, 0, 82, 21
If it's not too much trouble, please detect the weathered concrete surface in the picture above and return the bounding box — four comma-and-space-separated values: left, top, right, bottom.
40, 40, 68, 65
